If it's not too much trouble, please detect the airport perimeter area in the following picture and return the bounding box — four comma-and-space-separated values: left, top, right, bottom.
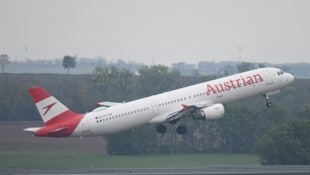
1, 166, 310, 175
1, 122, 309, 174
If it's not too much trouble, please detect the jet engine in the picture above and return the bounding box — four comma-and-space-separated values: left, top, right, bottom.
193, 103, 225, 120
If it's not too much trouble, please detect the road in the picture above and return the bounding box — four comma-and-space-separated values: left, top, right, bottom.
1, 165, 310, 175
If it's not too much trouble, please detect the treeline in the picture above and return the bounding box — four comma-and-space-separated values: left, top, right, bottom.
0, 65, 309, 164
5, 57, 310, 78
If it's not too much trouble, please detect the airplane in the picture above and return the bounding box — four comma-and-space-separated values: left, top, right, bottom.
24, 67, 294, 137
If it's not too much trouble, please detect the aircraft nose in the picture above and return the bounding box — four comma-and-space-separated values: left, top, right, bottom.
286, 73, 294, 83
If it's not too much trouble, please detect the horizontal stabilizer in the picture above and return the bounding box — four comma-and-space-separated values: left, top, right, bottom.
48, 127, 69, 134
23, 127, 42, 132
93, 101, 123, 112
97, 101, 123, 107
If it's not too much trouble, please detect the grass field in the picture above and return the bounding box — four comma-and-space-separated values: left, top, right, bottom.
0, 122, 259, 168
0, 151, 259, 169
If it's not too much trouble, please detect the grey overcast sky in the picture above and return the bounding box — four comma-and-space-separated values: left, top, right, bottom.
0, 0, 309, 65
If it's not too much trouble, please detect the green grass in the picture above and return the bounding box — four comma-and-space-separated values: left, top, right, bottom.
0, 151, 259, 169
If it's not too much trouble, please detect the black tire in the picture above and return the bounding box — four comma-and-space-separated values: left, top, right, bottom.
266, 102, 273, 107
156, 124, 167, 134
176, 125, 187, 135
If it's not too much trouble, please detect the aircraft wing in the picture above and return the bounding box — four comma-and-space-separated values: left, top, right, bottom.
23, 127, 69, 134
148, 100, 213, 124
97, 101, 123, 107
93, 101, 123, 112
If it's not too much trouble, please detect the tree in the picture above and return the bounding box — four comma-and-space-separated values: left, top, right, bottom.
114, 68, 134, 101
219, 64, 236, 76
0, 54, 9, 73
62, 55, 76, 74
236, 62, 256, 73
258, 63, 267, 68
138, 65, 181, 96
255, 120, 310, 165
106, 126, 159, 155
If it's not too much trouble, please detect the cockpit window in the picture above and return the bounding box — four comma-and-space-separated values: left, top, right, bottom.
277, 71, 284, 76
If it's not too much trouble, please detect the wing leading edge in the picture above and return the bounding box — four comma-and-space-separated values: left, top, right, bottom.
148, 101, 214, 124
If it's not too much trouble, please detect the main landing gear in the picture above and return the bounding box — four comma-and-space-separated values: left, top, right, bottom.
156, 124, 187, 135
156, 124, 167, 134
263, 94, 273, 107
176, 125, 187, 135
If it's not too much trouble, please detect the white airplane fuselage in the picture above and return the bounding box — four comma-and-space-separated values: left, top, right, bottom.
69, 67, 294, 137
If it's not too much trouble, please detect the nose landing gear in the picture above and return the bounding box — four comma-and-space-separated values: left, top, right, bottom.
263, 94, 273, 107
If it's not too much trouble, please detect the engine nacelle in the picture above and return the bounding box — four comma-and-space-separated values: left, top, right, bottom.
193, 103, 225, 120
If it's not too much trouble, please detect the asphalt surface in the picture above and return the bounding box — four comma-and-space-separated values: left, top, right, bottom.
0, 122, 107, 153
1, 165, 310, 175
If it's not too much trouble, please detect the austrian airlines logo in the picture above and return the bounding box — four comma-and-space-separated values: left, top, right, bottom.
206, 73, 264, 95
42, 102, 57, 116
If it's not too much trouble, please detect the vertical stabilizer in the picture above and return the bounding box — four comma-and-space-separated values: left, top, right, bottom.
29, 86, 77, 125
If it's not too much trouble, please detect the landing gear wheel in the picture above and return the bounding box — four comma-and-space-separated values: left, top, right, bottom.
266, 102, 273, 108
156, 124, 167, 134
176, 125, 187, 135
263, 94, 273, 108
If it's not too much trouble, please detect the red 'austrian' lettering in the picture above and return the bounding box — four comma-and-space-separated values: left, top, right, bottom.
206, 74, 263, 95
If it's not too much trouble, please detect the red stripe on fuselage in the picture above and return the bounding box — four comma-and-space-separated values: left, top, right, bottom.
35, 110, 84, 137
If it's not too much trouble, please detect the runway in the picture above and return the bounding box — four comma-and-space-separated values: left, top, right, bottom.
1, 165, 310, 175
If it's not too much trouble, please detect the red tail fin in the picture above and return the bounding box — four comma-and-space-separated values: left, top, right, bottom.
29, 86, 79, 126
26, 86, 84, 137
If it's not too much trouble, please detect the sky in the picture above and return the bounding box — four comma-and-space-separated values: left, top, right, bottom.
0, 0, 310, 65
